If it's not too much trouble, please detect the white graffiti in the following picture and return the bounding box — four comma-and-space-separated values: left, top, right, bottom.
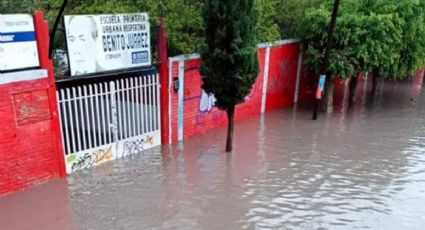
199, 90, 216, 113
122, 139, 145, 157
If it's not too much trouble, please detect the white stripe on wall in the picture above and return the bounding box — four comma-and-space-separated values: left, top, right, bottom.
0, 69, 47, 85
168, 59, 173, 144
177, 60, 185, 141
257, 39, 300, 48
261, 47, 271, 114
294, 44, 304, 104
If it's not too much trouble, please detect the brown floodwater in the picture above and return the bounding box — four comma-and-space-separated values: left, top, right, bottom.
1, 80, 425, 230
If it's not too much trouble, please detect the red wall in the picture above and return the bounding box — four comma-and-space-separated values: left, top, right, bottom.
168, 42, 311, 142
265, 43, 299, 110
412, 69, 424, 95
327, 74, 371, 112
166, 42, 395, 143
0, 12, 65, 196
333, 76, 348, 111
0, 79, 62, 195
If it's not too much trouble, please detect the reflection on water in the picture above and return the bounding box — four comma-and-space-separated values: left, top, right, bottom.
0, 180, 75, 230
1, 79, 424, 230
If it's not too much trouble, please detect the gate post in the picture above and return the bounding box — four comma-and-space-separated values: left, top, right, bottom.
110, 81, 119, 143
158, 18, 170, 144
34, 11, 66, 177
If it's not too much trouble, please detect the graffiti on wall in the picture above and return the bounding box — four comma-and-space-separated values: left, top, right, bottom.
195, 89, 223, 126
92, 147, 114, 165
199, 90, 216, 113
195, 110, 224, 126
67, 146, 114, 172
195, 83, 261, 126
121, 135, 154, 158
122, 139, 144, 157
69, 153, 92, 172
279, 55, 298, 74
268, 58, 298, 94
66, 135, 156, 173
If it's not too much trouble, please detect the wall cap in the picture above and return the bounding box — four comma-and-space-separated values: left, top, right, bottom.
0, 69, 48, 85
257, 39, 301, 48
168, 39, 301, 62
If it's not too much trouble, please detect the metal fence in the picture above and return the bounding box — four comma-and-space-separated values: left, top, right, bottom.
57, 73, 161, 173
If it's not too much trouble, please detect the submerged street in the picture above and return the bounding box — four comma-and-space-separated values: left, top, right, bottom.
1, 80, 425, 230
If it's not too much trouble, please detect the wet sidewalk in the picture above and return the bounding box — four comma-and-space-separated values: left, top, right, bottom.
1, 81, 425, 230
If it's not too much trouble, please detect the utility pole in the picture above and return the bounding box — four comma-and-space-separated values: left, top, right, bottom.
312, 0, 340, 120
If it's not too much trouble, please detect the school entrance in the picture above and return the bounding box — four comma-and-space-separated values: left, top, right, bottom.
55, 12, 162, 174
56, 71, 161, 174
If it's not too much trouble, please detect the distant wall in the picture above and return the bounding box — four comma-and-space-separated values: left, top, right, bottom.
166, 40, 316, 143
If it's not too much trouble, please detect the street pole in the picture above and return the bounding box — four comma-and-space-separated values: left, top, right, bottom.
312, 0, 340, 120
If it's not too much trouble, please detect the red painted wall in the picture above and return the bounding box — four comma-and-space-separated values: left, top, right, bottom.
170, 61, 180, 143
167, 43, 395, 143
327, 74, 371, 112
265, 43, 300, 110
297, 70, 317, 103
0, 80, 61, 195
333, 77, 348, 112
168, 42, 310, 142
0, 12, 65, 196
412, 69, 424, 95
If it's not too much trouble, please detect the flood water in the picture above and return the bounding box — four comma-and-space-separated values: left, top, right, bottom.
1, 80, 425, 230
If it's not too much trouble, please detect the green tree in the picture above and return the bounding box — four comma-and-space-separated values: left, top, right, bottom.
1, 0, 286, 55
300, 0, 424, 110
389, 0, 425, 78
161, 0, 204, 55
276, 0, 322, 38
254, 0, 280, 42
0, 0, 34, 13
200, 0, 259, 152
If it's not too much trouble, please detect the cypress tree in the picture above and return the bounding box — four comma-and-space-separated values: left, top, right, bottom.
200, 0, 259, 152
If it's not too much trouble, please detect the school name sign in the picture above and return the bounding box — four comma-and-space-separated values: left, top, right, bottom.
0, 14, 40, 72
64, 13, 151, 76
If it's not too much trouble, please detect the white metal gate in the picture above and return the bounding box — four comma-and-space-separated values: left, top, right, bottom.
57, 74, 161, 174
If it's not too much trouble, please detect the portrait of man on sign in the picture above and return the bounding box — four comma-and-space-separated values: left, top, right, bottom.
66, 16, 104, 76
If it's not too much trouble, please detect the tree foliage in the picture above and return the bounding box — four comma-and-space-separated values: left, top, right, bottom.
254, 0, 280, 42
1, 0, 285, 55
0, 0, 34, 14
275, 0, 322, 39
2, 0, 425, 77
301, 0, 425, 79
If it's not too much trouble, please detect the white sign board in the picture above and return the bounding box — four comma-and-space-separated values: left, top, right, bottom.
64, 13, 151, 76
0, 14, 40, 71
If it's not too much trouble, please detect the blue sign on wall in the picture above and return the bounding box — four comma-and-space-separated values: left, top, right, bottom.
318, 75, 326, 91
